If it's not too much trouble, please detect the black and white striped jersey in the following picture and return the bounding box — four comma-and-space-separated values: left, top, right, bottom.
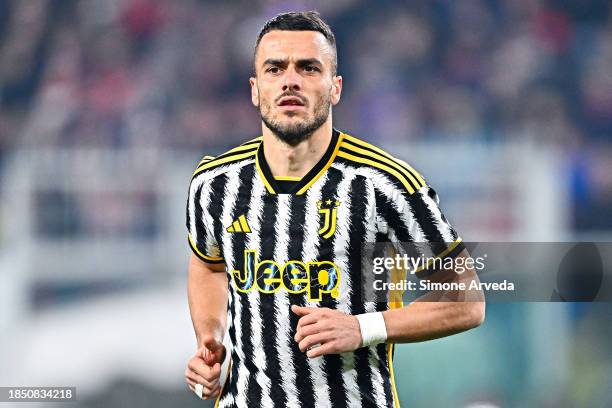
186, 129, 463, 408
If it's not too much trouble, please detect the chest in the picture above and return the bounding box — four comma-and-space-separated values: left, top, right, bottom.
223, 190, 377, 254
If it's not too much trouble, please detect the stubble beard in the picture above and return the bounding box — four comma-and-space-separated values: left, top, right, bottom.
259, 91, 331, 147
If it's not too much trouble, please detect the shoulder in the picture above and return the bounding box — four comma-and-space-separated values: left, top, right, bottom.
335, 131, 426, 195
190, 136, 262, 183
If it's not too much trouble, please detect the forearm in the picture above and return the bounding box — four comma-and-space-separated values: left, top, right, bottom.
187, 254, 228, 347
382, 299, 485, 343
382, 258, 485, 343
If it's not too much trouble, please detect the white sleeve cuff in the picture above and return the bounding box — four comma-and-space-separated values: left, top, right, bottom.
355, 312, 388, 347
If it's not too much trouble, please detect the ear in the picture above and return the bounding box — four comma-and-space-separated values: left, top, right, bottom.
330, 75, 342, 106
249, 77, 259, 107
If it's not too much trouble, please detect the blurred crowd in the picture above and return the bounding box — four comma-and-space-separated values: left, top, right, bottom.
0, 0, 611, 231
0, 3, 611, 406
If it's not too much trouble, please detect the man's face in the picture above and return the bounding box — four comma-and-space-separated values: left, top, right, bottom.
250, 30, 342, 146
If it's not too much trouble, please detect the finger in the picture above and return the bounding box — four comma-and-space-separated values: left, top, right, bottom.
188, 358, 216, 382
187, 380, 219, 394
188, 360, 221, 383
203, 384, 220, 396
199, 363, 221, 383
194, 384, 220, 400
190, 355, 221, 377
291, 305, 318, 316
188, 356, 205, 371
202, 344, 226, 366
295, 321, 322, 343
212, 362, 222, 378
201, 348, 214, 365
201, 349, 225, 367
187, 380, 220, 400
299, 331, 331, 352
188, 379, 220, 399
206, 387, 221, 399
296, 311, 322, 330
185, 368, 197, 387
307, 341, 336, 358
202, 349, 218, 366
190, 372, 219, 389
187, 368, 219, 388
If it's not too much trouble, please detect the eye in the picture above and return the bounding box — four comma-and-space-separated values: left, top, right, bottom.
304, 65, 320, 73
266, 66, 281, 74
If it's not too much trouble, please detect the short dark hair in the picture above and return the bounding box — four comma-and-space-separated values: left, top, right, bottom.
254, 11, 337, 75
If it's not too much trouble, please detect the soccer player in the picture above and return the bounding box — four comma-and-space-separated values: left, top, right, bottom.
184, 11, 485, 408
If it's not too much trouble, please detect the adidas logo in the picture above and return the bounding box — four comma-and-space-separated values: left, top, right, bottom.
227, 215, 251, 233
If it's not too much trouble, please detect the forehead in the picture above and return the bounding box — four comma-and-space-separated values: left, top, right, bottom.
256, 30, 333, 64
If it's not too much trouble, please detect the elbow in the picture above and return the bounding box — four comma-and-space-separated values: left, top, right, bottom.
466, 301, 486, 329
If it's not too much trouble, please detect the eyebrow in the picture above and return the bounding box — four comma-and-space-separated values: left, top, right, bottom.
261, 58, 323, 68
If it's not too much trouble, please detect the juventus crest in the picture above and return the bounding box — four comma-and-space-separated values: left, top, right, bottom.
317, 199, 341, 239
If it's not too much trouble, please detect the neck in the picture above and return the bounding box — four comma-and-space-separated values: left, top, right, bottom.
262, 117, 333, 178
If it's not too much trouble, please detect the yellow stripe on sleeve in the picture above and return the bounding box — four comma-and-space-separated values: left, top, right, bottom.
194, 150, 257, 176
188, 234, 224, 262
337, 150, 416, 194
342, 133, 426, 187
341, 142, 423, 190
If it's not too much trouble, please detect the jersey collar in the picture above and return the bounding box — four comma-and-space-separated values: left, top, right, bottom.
256, 128, 343, 195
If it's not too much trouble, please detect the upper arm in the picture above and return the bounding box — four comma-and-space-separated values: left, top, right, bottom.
377, 175, 464, 278
188, 253, 228, 296
187, 253, 228, 341
186, 176, 225, 264
189, 252, 227, 275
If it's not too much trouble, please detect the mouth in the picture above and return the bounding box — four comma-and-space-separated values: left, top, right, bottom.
277, 96, 305, 110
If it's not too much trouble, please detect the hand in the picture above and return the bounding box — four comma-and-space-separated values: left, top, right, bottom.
185, 335, 227, 399
292, 305, 362, 358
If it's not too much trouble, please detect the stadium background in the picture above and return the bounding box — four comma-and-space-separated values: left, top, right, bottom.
0, 0, 610, 406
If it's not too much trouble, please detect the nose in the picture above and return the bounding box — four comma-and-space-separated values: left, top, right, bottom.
282, 66, 302, 92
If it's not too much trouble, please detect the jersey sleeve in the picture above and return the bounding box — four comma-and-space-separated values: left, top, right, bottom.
378, 179, 464, 277
186, 175, 224, 264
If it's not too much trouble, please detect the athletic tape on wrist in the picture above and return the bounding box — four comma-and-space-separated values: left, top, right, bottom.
356, 312, 388, 347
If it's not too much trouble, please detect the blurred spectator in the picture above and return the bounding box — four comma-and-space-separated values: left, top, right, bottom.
0, 0, 611, 234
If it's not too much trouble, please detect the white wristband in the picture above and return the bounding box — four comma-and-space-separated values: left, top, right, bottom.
355, 312, 388, 347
